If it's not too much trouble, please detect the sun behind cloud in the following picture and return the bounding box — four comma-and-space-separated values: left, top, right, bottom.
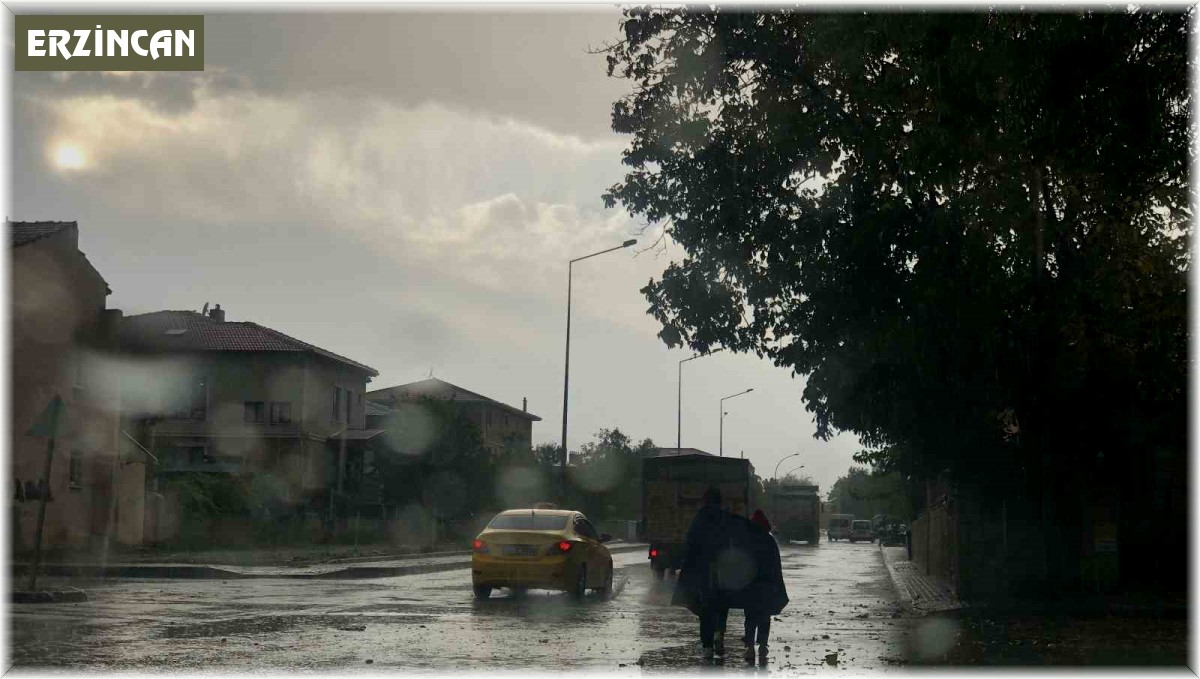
51, 143, 87, 171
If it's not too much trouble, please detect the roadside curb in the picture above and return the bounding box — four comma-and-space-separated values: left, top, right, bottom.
11, 542, 649, 582
878, 544, 963, 617
11, 587, 89, 604
325, 549, 469, 563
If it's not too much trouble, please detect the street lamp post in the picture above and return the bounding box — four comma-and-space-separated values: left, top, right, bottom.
772, 453, 801, 480
781, 464, 806, 481
677, 348, 724, 450
718, 388, 754, 457
560, 238, 637, 498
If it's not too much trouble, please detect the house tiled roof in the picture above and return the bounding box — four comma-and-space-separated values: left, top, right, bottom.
122, 310, 378, 376
10, 220, 74, 247
366, 377, 541, 421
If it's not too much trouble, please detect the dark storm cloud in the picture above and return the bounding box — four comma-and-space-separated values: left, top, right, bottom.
7, 6, 867, 492
202, 11, 627, 139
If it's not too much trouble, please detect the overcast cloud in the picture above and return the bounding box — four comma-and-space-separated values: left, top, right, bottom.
11, 9, 866, 493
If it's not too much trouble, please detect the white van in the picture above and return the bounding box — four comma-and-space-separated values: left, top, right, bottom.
827, 514, 853, 541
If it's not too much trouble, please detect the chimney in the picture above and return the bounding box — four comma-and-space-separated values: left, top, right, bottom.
523, 397, 527, 412
208, 304, 225, 323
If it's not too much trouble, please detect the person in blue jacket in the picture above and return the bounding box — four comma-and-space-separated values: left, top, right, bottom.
672, 486, 738, 659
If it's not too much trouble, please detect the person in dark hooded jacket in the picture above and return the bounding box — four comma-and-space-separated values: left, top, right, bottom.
672, 486, 738, 659
732, 509, 788, 661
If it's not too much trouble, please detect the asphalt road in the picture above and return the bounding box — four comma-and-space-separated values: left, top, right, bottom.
9, 539, 914, 672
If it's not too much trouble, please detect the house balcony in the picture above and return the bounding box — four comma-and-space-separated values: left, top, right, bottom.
157, 456, 245, 475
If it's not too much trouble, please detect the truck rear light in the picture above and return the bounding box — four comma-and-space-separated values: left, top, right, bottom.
649, 548, 659, 558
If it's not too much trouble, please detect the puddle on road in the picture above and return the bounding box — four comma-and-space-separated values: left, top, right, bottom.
14, 539, 916, 671
160, 613, 434, 639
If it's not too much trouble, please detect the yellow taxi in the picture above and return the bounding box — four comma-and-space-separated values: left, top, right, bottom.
471, 508, 614, 600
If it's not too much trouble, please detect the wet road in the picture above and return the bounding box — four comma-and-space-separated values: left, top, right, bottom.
10, 539, 913, 672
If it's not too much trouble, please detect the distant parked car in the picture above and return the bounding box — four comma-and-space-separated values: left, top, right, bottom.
848, 520, 875, 543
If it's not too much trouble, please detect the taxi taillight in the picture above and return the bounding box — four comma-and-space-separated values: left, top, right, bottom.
556, 541, 573, 553
473, 539, 488, 553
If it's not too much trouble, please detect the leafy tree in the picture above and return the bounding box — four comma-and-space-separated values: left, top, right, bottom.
604, 10, 1189, 594
827, 466, 912, 520
371, 397, 493, 520
761, 473, 816, 496
780, 473, 815, 487
532, 442, 564, 476
568, 428, 657, 521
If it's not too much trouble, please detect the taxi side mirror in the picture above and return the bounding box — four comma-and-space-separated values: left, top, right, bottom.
599, 533, 613, 543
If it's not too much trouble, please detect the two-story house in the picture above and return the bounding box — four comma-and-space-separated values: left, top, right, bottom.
10, 221, 138, 551
119, 306, 379, 540
366, 378, 540, 457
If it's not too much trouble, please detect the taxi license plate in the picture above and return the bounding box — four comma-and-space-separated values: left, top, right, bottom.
503, 544, 538, 556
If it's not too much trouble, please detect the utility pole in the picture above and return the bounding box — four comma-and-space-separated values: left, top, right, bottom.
27, 396, 65, 593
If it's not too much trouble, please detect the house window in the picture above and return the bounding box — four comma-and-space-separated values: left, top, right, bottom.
186, 446, 213, 466
190, 377, 207, 420
270, 401, 292, 424
244, 401, 265, 423
69, 449, 83, 489
163, 445, 213, 470
333, 387, 342, 422
345, 391, 352, 423
486, 410, 492, 428
168, 376, 207, 420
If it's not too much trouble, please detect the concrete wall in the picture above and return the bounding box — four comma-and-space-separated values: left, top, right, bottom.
10, 226, 125, 552
912, 503, 956, 588
300, 356, 370, 435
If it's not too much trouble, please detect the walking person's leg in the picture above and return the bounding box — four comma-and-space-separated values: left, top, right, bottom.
699, 605, 715, 658
743, 609, 758, 661
757, 614, 771, 656
713, 603, 729, 656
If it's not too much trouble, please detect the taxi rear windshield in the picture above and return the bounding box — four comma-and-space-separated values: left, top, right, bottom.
488, 514, 570, 531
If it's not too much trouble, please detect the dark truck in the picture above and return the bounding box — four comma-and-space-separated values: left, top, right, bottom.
640, 450, 754, 580
766, 483, 822, 544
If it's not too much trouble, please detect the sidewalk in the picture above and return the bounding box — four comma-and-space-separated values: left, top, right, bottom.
880, 544, 963, 615
12, 541, 649, 581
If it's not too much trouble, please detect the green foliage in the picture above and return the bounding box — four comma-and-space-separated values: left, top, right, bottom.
769, 473, 815, 490
370, 397, 493, 519
604, 9, 1189, 494
565, 428, 658, 522
758, 473, 816, 514
171, 472, 251, 519
826, 466, 912, 520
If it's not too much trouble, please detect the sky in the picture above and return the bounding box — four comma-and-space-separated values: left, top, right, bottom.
9, 8, 867, 494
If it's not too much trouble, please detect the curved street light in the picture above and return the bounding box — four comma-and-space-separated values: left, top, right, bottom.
773, 452, 801, 480
718, 388, 753, 457
677, 348, 724, 450
781, 464, 806, 481
560, 238, 637, 497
